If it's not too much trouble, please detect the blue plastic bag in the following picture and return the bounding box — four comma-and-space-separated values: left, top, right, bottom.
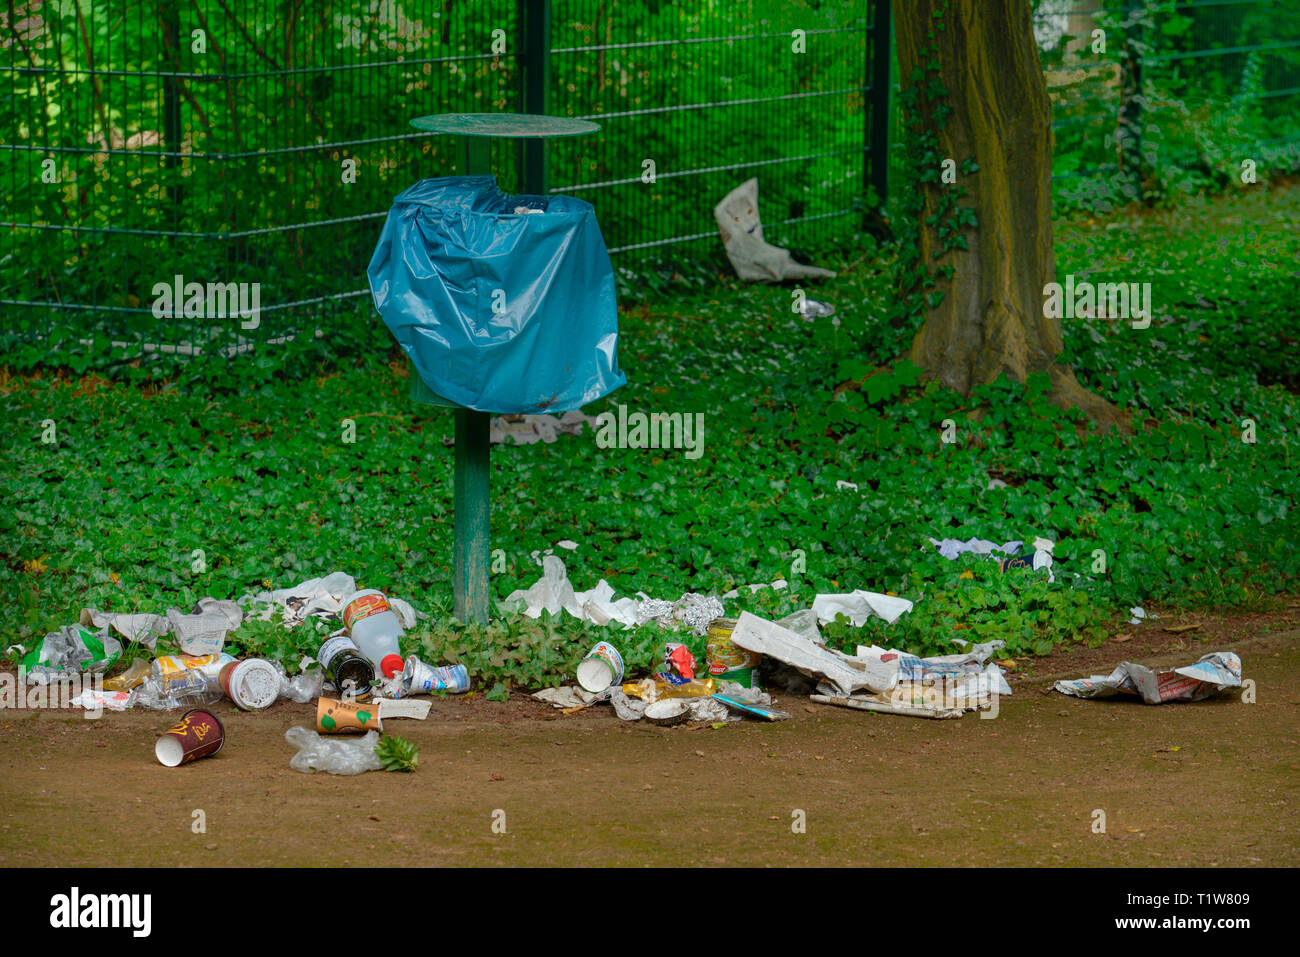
368, 176, 626, 413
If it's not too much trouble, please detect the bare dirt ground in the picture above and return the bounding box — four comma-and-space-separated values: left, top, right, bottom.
2, 607, 1297, 867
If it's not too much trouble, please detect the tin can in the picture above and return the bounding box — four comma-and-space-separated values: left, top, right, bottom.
706, 618, 761, 686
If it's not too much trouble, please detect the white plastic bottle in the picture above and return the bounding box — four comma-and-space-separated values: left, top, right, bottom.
341, 589, 405, 679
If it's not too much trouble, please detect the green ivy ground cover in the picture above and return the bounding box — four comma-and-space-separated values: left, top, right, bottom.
2, 184, 1296, 692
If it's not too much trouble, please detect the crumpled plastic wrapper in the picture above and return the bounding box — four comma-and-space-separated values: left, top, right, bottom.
286, 726, 383, 775
16, 625, 123, 685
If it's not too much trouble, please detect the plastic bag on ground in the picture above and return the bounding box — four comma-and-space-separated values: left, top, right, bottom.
18, 625, 123, 685
713, 178, 836, 282
286, 726, 383, 775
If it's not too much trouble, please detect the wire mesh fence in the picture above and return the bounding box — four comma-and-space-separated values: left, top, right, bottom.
2, 0, 1297, 374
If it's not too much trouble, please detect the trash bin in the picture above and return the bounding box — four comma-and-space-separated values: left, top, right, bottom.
368, 175, 626, 413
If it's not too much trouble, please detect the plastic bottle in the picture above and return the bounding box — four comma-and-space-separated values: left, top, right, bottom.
134, 668, 224, 711
319, 634, 375, 700
341, 589, 405, 679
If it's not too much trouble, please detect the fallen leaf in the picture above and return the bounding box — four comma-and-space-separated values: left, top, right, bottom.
1164, 624, 1201, 634
642, 783, 653, 791
369, 815, 381, 821
1114, 633, 1132, 642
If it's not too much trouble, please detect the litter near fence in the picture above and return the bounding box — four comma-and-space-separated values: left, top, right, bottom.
1053, 652, 1242, 704
713, 178, 836, 282
930, 536, 1056, 582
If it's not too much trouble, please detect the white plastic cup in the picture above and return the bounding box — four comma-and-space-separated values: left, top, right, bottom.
576, 641, 624, 693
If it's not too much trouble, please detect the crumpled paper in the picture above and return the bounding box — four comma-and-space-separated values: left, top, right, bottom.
503, 556, 722, 636
238, 571, 417, 630
714, 178, 836, 282
490, 411, 598, 446
1053, 651, 1241, 704
812, 590, 914, 627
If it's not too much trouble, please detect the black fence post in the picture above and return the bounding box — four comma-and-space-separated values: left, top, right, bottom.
866, 0, 891, 224
519, 0, 552, 195
1118, 0, 1145, 196
160, 0, 183, 219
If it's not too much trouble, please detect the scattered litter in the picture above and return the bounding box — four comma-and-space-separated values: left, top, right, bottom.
712, 694, 789, 721
165, 598, 243, 655
811, 694, 962, 720
156, 708, 225, 767
217, 658, 281, 711
1053, 652, 1242, 704
533, 687, 600, 710
645, 699, 690, 726
1128, 606, 1157, 624
342, 588, 405, 679
714, 178, 836, 282
69, 689, 134, 712
729, 612, 894, 696
316, 697, 382, 733
577, 640, 625, 693
18, 625, 122, 684
102, 659, 150, 692
375, 698, 431, 721
319, 634, 376, 700
811, 591, 913, 627
381, 657, 469, 698
239, 571, 418, 631
836, 480, 859, 492
798, 299, 836, 319
930, 536, 1055, 582
503, 556, 723, 634
664, 643, 696, 679
286, 726, 383, 775
705, 617, 761, 687
491, 411, 598, 446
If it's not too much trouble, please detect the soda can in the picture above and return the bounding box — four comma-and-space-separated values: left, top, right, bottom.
402, 656, 470, 695
576, 641, 624, 694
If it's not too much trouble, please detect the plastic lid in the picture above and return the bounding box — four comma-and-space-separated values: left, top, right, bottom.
380, 655, 404, 679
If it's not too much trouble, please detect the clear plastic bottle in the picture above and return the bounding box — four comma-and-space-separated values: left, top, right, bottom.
134, 668, 224, 710
341, 589, 405, 679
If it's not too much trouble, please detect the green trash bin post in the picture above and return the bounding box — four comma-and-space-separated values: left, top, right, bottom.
405, 113, 601, 625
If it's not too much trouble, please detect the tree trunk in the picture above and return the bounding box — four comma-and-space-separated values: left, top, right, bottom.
895, 0, 1125, 429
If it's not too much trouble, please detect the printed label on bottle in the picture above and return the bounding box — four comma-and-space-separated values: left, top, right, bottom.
343, 593, 391, 632
319, 635, 361, 666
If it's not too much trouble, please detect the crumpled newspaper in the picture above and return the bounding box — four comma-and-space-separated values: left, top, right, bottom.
1053, 652, 1241, 704
532, 680, 762, 723
74, 598, 242, 656
714, 178, 836, 282
503, 556, 721, 635
237, 571, 417, 631
489, 411, 598, 446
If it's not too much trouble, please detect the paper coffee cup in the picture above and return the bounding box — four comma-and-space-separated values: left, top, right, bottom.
155, 708, 225, 767
576, 641, 624, 693
316, 697, 382, 733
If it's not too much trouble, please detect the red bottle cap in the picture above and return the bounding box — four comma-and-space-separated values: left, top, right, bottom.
380, 654, 404, 679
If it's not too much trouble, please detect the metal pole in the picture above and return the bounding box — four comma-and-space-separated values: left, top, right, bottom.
866, 0, 891, 218
519, 0, 552, 195
452, 134, 494, 625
